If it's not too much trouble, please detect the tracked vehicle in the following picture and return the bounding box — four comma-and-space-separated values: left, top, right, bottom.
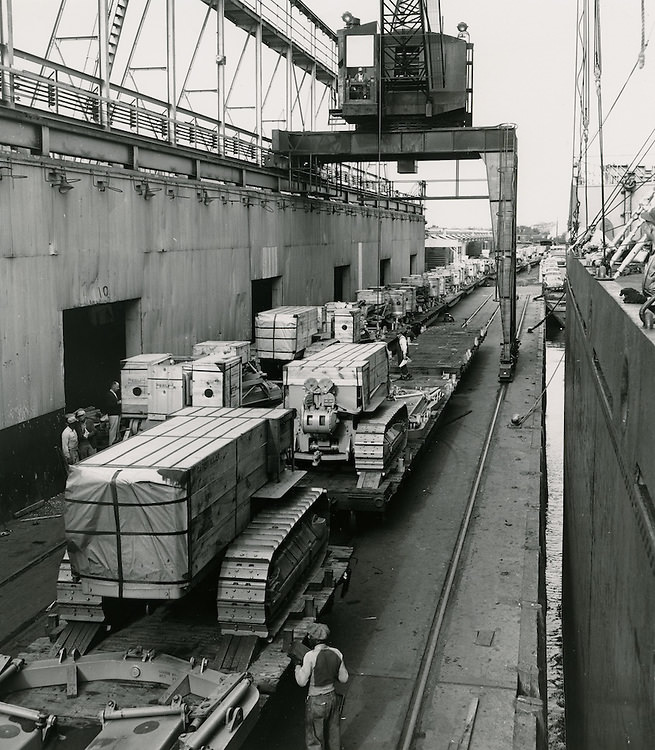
58, 407, 330, 638
284, 342, 409, 489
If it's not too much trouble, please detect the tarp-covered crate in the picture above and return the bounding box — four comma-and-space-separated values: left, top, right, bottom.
64, 407, 295, 601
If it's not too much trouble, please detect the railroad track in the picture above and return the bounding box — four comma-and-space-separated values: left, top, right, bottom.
0, 540, 66, 591
397, 293, 532, 750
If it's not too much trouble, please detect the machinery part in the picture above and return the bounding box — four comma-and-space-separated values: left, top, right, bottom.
216, 488, 329, 637
0, 651, 258, 750
354, 400, 409, 488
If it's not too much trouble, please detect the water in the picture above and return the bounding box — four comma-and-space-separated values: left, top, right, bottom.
545, 330, 566, 749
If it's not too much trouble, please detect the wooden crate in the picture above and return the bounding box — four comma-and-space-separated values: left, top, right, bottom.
120, 353, 173, 418
147, 358, 194, 420
333, 308, 362, 343
255, 306, 320, 360
284, 342, 389, 414
65, 411, 288, 601
191, 355, 242, 408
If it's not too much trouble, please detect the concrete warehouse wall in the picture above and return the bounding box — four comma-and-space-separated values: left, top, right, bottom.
563, 258, 655, 749
0, 157, 424, 515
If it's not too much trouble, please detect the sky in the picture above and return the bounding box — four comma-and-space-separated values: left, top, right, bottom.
10, 0, 655, 232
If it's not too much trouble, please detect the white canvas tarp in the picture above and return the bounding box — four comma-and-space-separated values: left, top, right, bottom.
65, 465, 188, 588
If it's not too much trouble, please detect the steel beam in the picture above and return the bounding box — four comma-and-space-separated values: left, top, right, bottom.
482, 128, 518, 381
273, 123, 519, 379
272, 125, 518, 162
0, 0, 14, 105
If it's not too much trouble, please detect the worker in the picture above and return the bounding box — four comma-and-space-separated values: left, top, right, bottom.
105, 380, 122, 445
397, 328, 412, 380
61, 415, 80, 471
639, 243, 655, 326
75, 408, 97, 459
294, 622, 349, 750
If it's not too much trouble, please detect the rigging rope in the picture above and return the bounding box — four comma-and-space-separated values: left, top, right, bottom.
593, 0, 608, 263
571, 1, 655, 250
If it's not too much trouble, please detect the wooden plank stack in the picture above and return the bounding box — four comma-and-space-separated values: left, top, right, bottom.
64, 407, 295, 601
255, 306, 321, 360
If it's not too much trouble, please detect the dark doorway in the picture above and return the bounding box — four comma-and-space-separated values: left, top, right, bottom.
333, 264, 351, 302
63, 302, 128, 412
251, 277, 281, 338
410, 253, 418, 275
379, 258, 391, 285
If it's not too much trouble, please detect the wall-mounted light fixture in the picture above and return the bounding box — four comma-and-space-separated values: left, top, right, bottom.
0, 164, 27, 181
166, 186, 189, 200
46, 168, 80, 194
134, 180, 160, 200
93, 175, 123, 193
197, 188, 215, 205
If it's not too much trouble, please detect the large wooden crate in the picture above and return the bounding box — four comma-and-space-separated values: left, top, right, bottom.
121, 353, 173, 418
255, 306, 320, 360
147, 357, 194, 420
191, 355, 242, 408
64, 409, 293, 601
284, 342, 389, 414
333, 308, 362, 343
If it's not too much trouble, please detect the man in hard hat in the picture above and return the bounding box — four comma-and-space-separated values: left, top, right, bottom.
294, 622, 349, 750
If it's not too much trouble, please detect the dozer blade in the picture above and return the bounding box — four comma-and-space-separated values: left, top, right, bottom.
216, 487, 328, 637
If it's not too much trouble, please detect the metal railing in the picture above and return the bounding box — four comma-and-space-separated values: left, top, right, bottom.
0, 53, 419, 208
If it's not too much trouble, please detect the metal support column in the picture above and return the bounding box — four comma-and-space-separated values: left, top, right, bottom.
97, 0, 110, 128
216, 0, 225, 152
255, 1, 263, 161
483, 125, 518, 381
310, 60, 316, 131
0, 0, 14, 105
166, 0, 176, 144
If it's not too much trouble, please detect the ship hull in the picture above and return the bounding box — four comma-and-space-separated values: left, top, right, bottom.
564, 257, 655, 748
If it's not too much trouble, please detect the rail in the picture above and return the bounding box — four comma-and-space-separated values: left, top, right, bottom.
397, 294, 531, 750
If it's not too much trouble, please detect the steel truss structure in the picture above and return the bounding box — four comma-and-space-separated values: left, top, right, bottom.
0, 0, 337, 160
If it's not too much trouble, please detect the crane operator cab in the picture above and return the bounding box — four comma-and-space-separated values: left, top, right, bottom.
335, 10, 472, 132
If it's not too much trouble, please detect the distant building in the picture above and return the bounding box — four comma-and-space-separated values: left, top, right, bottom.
425, 227, 493, 269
